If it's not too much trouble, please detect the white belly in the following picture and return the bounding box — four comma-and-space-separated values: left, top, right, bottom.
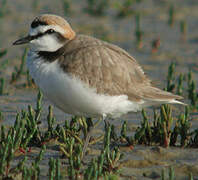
27, 54, 142, 118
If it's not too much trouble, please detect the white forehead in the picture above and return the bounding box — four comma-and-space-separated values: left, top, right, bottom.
29, 25, 65, 36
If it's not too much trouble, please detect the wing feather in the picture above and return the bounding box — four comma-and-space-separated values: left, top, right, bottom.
60, 35, 182, 103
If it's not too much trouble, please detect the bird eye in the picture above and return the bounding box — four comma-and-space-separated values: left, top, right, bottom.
46, 29, 55, 34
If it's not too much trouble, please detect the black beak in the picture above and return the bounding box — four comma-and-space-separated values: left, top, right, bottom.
13, 35, 32, 45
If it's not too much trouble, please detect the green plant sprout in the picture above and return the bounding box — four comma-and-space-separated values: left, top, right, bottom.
0, 0, 8, 17
135, 14, 144, 49
62, 0, 71, 15
166, 62, 176, 92
26, 70, 35, 88
0, 78, 5, 95
0, 49, 7, 58
187, 71, 198, 110
176, 73, 184, 95
116, 0, 135, 18
168, 5, 175, 27
49, 158, 62, 180
32, 0, 39, 11
180, 20, 187, 41
10, 48, 28, 84
85, 0, 109, 16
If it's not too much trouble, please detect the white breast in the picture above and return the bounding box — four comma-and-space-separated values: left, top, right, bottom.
27, 51, 142, 118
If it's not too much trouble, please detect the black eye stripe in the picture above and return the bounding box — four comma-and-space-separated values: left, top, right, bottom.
46, 29, 55, 34
30, 30, 61, 40
31, 32, 44, 40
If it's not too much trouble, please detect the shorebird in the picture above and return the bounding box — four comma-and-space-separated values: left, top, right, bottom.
13, 14, 184, 154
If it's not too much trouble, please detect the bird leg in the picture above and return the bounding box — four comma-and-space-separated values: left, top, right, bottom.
81, 116, 104, 158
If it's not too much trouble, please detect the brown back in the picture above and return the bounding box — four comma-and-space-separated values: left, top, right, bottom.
58, 35, 153, 102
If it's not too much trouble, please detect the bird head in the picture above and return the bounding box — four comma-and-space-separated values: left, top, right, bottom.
13, 14, 76, 52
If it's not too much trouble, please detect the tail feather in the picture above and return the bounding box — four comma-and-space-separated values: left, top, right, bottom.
140, 86, 186, 106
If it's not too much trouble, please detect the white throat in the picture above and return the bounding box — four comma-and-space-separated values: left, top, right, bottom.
29, 25, 65, 52
29, 35, 64, 52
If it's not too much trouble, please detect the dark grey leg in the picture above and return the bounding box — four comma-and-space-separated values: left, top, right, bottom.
81, 116, 105, 158
82, 126, 94, 156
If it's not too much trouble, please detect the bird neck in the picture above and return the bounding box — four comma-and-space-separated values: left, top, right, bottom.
36, 36, 76, 62
37, 45, 65, 62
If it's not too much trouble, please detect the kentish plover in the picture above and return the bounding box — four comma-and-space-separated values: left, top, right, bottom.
13, 14, 184, 153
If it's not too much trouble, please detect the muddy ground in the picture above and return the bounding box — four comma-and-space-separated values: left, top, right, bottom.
0, 0, 198, 179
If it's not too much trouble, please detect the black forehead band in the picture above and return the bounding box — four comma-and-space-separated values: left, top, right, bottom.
31, 18, 48, 28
